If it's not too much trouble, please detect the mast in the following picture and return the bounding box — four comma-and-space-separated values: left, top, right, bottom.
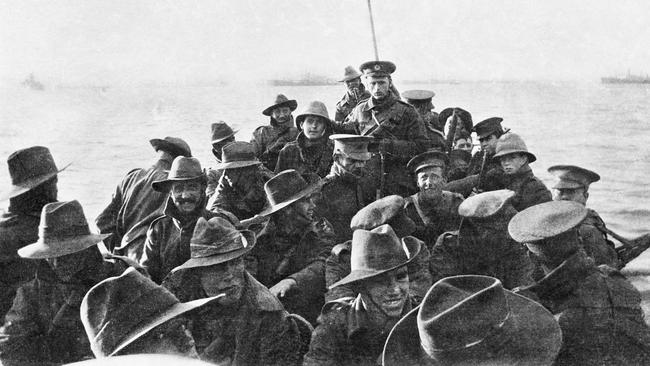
366, 0, 380, 61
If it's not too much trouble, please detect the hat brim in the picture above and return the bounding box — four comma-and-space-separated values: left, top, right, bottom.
0, 162, 71, 202
110, 293, 225, 356
551, 180, 584, 189
493, 150, 537, 163
151, 175, 205, 192
382, 290, 562, 366
149, 139, 191, 158
330, 236, 422, 289
17, 233, 111, 259
213, 160, 261, 171
262, 100, 298, 116
258, 180, 324, 217
170, 231, 256, 273
211, 129, 238, 144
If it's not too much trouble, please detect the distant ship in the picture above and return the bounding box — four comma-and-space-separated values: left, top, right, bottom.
601, 70, 650, 84
268, 73, 337, 86
21, 73, 45, 90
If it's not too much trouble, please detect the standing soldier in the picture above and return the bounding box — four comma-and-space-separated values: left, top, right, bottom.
251, 94, 299, 171
0, 146, 68, 319
402, 89, 445, 151
548, 165, 620, 267
334, 66, 370, 122
337, 60, 429, 197
205, 121, 237, 199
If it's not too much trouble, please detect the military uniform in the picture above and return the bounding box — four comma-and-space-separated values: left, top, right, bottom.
251, 120, 299, 171
275, 132, 334, 178
207, 173, 268, 221
502, 165, 551, 211
403, 191, 464, 250
579, 209, 620, 268
335, 89, 371, 122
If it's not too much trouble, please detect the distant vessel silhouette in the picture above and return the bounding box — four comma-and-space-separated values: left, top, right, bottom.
601, 70, 650, 84
21, 73, 45, 90
268, 73, 337, 86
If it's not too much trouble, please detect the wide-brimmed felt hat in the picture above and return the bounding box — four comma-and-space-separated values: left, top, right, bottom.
330, 224, 422, 289
211, 121, 238, 144
295, 100, 331, 128
212, 141, 261, 170
81, 267, 223, 357
493, 133, 537, 163
18, 200, 110, 259
383, 275, 561, 366
458, 189, 516, 218
0, 146, 70, 202
407, 151, 449, 173
330, 134, 373, 161
151, 156, 205, 192
359, 60, 396, 77
402, 89, 435, 102
472, 117, 504, 139
508, 200, 587, 243
258, 169, 323, 217
339, 65, 363, 82
548, 164, 600, 190
262, 94, 298, 116
438, 107, 473, 132
172, 217, 256, 273
149, 136, 192, 158
66, 354, 215, 366
350, 195, 416, 237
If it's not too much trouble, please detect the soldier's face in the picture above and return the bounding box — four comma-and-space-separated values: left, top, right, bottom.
271, 107, 292, 124
199, 257, 246, 307
365, 76, 391, 100
171, 180, 204, 214
454, 138, 473, 152
362, 267, 409, 318
285, 195, 316, 226
499, 153, 528, 175
417, 167, 445, 192
338, 155, 367, 175
479, 134, 499, 154
345, 78, 362, 94
46, 246, 98, 282
553, 187, 588, 205
301, 115, 327, 140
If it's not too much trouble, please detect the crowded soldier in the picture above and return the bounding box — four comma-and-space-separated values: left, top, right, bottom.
0, 146, 68, 319
468, 116, 507, 177
96, 136, 192, 258
251, 94, 299, 171
401, 89, 446, 151
276, 100, 334, 178
438, 107, 473, 149
162, 217, 303, 365
334, 66, 370, 122
205, 122, 237, 198
446, 148, 472, 181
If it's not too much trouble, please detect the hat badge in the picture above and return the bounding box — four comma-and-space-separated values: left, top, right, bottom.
374, 64, 381, 71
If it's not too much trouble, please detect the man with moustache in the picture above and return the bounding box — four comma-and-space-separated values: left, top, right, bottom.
251, 94, 299, 171
140, 156, 237, 284
334, 66, 371, 122
163, 217, 303, 365
303, 225, 422, 366
337, 61, 428, 197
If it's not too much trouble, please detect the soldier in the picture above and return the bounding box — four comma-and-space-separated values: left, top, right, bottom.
303, 225, 421, 366
0, 146, 68, 319
206, 142, 269, 222
163, 217, 303, 365
509, 201, 650, 365
334, 65, 370, 122
96, 136, 192, 258
403, 151, 464, 250
430, 190, 533, 289
337, 60, 429, 197
81, 267, 221, 358
276, 100, 334, 178
141, 156, 236, 284
383, 275, 561, 366
205, 122, 237, 198
251, 94, 299, 171
468, 116, 507, 177
316, 134, 374, 243
548, 165, 620, 268
447, 148, 472, 181
402, 89, 445, 151
248, 170, 335, 324
324, 195, 433, 304
438, 107, 473, 150
0, 200, 116, 364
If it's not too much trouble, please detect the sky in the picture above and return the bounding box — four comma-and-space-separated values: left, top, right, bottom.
1, 0, 649, 85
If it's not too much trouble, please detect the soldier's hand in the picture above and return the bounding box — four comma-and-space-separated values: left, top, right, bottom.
269, 278, 297, 298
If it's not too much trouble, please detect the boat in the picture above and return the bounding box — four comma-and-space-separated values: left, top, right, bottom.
601, 70, 650, 84
21, 73, 45, 90
268, 73, 337, 86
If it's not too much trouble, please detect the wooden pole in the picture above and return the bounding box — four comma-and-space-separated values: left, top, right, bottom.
366, 0, 379, 60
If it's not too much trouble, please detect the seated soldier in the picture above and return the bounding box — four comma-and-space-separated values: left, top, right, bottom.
0, 200, 117, 364
304, 225, 422, 366
248, 170, 335, 324
163, 217, 302, 365
509, 201, 650, 365
430, 190, 533, 289
276, 100, 334, 178
251, 94, 299, 171
325, 195, 433, 304
404, 151, 464, 250
383, 275, 561, 366
81, 267, 222, 358
206, 121, 237, 198
402, 89, 445, 151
